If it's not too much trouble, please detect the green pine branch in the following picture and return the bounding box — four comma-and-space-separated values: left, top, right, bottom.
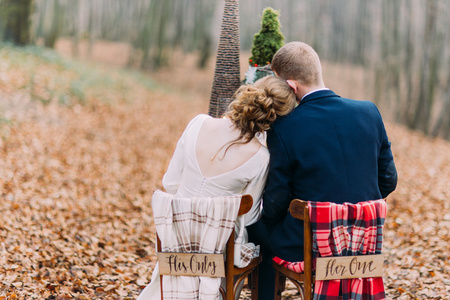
249, 7, 285, 66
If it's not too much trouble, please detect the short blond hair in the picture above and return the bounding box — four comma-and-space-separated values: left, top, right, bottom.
271, 42, 322, 86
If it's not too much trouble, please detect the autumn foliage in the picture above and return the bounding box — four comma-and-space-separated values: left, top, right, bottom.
0, 42, 448, 299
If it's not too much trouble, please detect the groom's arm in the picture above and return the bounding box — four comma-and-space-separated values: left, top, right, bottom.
371, 104, 397, 198
377, 123, 397, 198
261, 127, 292, 225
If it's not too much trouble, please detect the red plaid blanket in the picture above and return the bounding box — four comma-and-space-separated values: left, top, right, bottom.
273, 199, 387, 300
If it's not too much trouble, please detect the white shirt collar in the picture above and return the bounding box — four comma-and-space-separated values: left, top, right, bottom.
301, 88, 330, 101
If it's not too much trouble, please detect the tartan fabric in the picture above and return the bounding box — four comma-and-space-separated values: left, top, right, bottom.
272, 256, 305, 273
236, 242, 259, 267
311, 200, 387, 300
152, 190, 242, 300
272, 200, 387, 300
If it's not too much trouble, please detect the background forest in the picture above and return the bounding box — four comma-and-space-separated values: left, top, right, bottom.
0, 0, 449, 299
0, 0, 449, 138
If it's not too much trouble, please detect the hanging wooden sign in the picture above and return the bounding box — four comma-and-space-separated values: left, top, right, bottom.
315, 254, 385, 280
158, 252, 225, 278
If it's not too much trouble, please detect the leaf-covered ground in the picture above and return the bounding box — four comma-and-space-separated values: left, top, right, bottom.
0, 44, 448, 299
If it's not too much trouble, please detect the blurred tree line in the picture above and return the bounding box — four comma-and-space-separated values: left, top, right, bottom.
0, 0, 448, 138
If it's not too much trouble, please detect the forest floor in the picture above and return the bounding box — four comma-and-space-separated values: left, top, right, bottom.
0, 41, 448, 299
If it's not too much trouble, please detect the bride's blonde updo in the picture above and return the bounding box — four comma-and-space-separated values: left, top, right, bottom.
224, 76, 296, 143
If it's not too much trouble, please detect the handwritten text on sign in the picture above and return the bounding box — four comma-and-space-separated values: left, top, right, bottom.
315, 254, 385, 280
158, 253, 225, 277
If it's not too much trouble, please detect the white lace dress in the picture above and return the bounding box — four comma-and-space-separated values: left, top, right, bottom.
137, 114, 270, 300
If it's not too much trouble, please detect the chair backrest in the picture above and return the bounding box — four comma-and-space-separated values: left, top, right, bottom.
156, 194, 253, 299
289, 199, 386, 297
289, 199, 313, 298
224, 195, 252, 299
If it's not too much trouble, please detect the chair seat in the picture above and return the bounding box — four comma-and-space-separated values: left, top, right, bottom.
272, 260, 306, 281
219, 255, 262, 299
234, 255, 262, 275
273, 256, 309, 272
273, 260, 311, 300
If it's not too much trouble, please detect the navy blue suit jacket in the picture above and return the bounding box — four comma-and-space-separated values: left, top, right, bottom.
261, 90, 397, 261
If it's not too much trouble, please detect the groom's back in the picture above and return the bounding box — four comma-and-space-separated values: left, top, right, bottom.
262, 89, 396, 261
274, 93, 385, 204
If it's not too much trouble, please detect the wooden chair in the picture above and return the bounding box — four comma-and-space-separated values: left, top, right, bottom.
273, 199, 313, 300
273, 199, 386, 300
157, 194, 261, 300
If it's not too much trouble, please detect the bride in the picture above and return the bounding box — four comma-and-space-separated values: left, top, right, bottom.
137, 76, 296, 299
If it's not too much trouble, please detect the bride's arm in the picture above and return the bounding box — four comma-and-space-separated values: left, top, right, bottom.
241, 153, 269, 226
162, 131, 186, 195
162, 116, 200, 194
162, 115, 208, 194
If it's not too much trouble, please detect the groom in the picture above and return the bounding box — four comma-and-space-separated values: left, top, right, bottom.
247, 42, 397, 299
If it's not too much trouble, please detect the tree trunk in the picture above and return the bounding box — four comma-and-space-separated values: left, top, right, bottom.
152, 0, 171, 69
197, 0, 217, 69
401, 0, 415, 125
412, 0, 438, 134
431, 76, 450, 138
171, 0, 185, 49
2, 0, 33, 45
34, 0, 47, 41
139, 0, 158, 69
44, 0, 63, 48
70, 0, 80, 57
87, 0, 96, 58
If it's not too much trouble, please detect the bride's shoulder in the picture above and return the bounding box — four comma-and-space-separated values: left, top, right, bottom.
259, 144, 270, 159
194, 113, 211, 120
185, 114, 211, 128
249, 138, 270, 160
189, 114, 211, 124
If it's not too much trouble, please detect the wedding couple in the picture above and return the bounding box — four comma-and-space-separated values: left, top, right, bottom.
138, 41, 397, 299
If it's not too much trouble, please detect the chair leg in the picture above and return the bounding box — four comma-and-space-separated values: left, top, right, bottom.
219, 287, 226, 300
248, 266, 259, 300
160, 275, 164, 300
274, 270, 285, 300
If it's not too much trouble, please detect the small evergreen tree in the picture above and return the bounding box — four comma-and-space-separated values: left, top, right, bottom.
249, 7, 284, 66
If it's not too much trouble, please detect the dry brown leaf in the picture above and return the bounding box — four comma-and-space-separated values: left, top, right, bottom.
0, 41, 448, 300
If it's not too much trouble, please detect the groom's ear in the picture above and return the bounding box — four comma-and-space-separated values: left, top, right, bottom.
286, 80, 298, 93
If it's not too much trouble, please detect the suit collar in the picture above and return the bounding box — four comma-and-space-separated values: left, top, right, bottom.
299, 89, 340, 105
301, 88, 330, 100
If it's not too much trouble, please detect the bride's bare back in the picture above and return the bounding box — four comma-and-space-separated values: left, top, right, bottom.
195, 117, 262, 178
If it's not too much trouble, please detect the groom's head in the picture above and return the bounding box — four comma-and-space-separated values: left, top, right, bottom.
271, 42, 324, 90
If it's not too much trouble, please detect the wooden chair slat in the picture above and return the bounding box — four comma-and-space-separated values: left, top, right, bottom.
238, 194, 253, 216
289, 199, 307, 220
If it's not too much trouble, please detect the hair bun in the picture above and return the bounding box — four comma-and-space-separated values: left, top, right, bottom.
224, 76, 296, 144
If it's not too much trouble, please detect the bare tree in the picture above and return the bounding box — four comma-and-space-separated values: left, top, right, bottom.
44, 0, 64, 48
196, 1, 217, 68
1, 0, 34, 45
412, 0, 439, 133
152, 0, 171, 69
23, 0, 449, 138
